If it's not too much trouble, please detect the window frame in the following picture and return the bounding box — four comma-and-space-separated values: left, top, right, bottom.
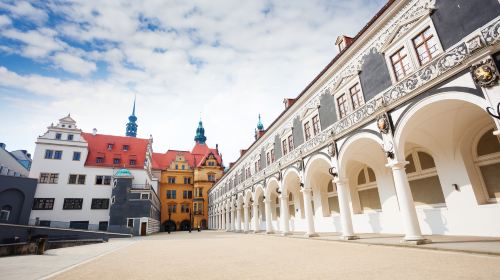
91, 198, 110, 209
63, 198, 84, 210
355, 166, 381, 213
384, 18, 443, 84
332, 76, 365, 120
72, 151, 81, 161
473, 127, 500, 203
32, 198, 55, 210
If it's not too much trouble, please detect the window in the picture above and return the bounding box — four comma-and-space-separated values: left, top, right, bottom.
304, 121, 312, 141
39, 173, 58, 184
0, 205, 12, 221
337, 93, 349, 119
208, 161, 215, 166
129, 159, 136, 166
72, 151, 81, 161
63, 198, 83, 210
390, 47, 413, 81
405, 149, 445, 206
184, 177, 191, 184
282, 139, 288, 155
356, 166, 381, 213
68, 174, 86, 185
141, 193, 150, 200
167, 190, 177, 199
99, 221, 108, 231
122, 145, 129, 151
67, 134, 74, 141
327, 181, 339, 215
183, 190, 193, 199
288, 135, 294, 151
474, 129, 500, 202
107, 143, 114, 150
349, 83, 364, 110
44, 150, 53, 159
175, 164, 178, 170
168, 204, 177, 213
91, 198, 110, 209
53, 150, 62, 160
312, 114, 320, 136
113, 158, 121, 164
181, 204, 190, 213
95, 175, 112, 185
194, 202, 203, 215
195, 188, 203, 197
271, 149, 275, 163
168, 177, 176, 184
55, 133, 62, 140
32, 198, 55, 210
182, 165, 185, 170
69, 221, 89, 230
208, 173, 215, 182
127, 218, 134, 228
96, 157, 104, 163
412, 27, 439, 65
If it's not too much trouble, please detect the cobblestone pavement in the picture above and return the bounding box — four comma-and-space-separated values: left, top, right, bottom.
46, 231, 500, 280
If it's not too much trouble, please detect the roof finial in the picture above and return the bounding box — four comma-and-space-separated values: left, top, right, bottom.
257, 114, 264, 131
194, 118, 207, 144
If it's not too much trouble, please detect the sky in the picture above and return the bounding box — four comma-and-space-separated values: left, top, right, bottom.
0, 0, 387, 165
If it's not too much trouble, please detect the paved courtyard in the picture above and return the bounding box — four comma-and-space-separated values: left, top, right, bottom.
3, 231, 500, 280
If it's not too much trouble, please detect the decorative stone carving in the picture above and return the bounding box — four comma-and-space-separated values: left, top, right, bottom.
377, 114, 390, 134
328, 141, 337, 157
471, 58, 499, 88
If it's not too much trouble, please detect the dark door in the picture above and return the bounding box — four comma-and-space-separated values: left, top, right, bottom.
140, 222, 147, 236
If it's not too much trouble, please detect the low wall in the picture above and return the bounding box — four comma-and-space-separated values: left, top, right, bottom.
0, 223, 131, 245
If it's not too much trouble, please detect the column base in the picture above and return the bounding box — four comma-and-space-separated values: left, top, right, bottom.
254, 230, 264, 234
235, 230, 243, 233
340, 235, 359, 240
265, 231, 275, 234
401, 238, 431, 245
281, 232, 291, 236
304, 233, 319, 238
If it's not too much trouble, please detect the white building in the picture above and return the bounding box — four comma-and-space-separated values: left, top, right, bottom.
29, 115, 159, 233
0, 143, 30, 177
208, 0, 500, 242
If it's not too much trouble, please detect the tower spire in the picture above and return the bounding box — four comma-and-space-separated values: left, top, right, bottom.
194, 118, 207, 144
257, 114, 264, 131
126, 96, 138, 137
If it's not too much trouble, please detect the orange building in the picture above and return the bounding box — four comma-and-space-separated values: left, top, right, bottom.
152, 120, 223, 231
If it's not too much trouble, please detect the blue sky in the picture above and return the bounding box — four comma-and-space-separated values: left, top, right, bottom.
0, 0, 386, 164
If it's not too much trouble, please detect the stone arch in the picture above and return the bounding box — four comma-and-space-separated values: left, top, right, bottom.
282, 166, 304, 219
304, 154, 334, 218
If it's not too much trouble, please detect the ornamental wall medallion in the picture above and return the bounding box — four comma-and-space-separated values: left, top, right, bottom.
377, 114, 390, 134
471, 58, 499, 88
328, 141, 337, 157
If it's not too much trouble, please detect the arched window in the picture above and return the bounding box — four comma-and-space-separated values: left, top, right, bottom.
327, 181, 339, 215
0, 205, 12, 221
475, 129, 500, 202
356, 166, 381, 212
405, 149, 445, 206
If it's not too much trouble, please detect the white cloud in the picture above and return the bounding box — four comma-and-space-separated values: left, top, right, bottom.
0, 1, 48, 24
0, 15, 11, 27
52, 52, 97, 76
0, 0, 388, 163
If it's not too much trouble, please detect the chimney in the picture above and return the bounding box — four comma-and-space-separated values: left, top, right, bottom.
283, 98, 296, 109
335, 35, 354, 52
92, 128, 97, 136
240, 149, 247, 157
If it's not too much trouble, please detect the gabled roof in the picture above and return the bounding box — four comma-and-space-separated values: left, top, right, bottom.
152, 143, 223, 170
82, 133, 149, 169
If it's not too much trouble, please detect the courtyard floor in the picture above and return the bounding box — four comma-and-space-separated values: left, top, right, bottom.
2, 231, 500, 280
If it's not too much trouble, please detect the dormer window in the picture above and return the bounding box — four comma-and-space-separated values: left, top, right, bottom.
55, 133, 62, 140
96, 157, 104, 163
335, 35, 353, 52
123, 145, 129, 151
107, 143, 114, 150
113, 158, 121, 164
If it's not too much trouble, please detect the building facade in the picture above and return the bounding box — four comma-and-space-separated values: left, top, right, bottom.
153, 120, 224, 231
0, 143, 31, 177
208, 0, 500, 242
29, 112, 160, 235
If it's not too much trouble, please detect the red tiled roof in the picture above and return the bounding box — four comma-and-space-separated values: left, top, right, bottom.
82, 133, 149, 169
152, 143, 223, 170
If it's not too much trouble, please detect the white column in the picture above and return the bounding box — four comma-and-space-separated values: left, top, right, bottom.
230, 207, 236, 231
226, 208, 230, 231
388, 161, 428, 243
243, 205, 249, 232
264, 198, 274, 234
222, 211, 225, 230
236, 206, 242, 232
218, 213, 222, 230
301, 188, 318, 237
280, 194, 290, 235
335, 179, 357, 240
253, 202, 260, 232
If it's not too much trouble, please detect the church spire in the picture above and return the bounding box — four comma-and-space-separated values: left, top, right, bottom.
194, 118, 207, 144
126, 96, 138, 137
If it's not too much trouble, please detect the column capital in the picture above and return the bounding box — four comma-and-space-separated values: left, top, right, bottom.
301, 187, 312, 194
386, 160, 409, 169
333, 177, 349, 185
279, 193, 288, 200
243, 204, 249, 209
263, 198, 273, 204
